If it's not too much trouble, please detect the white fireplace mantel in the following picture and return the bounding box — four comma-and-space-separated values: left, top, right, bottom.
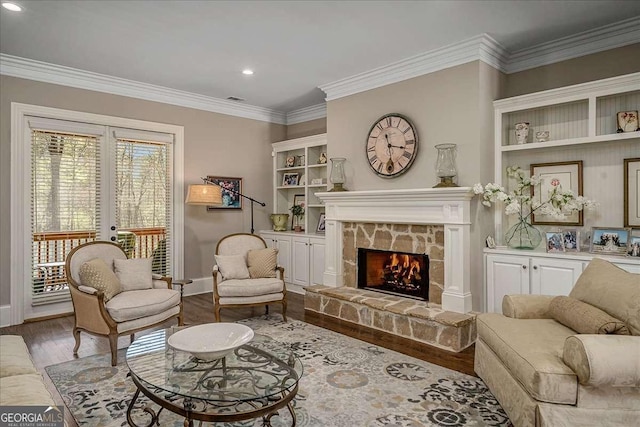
316, 187, 475, 314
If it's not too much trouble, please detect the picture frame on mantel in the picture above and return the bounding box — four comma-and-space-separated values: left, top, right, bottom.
531, 161, 583, 226
624, 158, 640, 228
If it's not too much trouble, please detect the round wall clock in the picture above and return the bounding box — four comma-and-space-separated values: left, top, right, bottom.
365, 113, 418, 178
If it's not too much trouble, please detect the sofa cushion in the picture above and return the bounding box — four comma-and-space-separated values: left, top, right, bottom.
114, 258, 153, 291
0, 336, 38, 378
569, 258, 640, 335
106, 288, 180, 322
78, 258, 121, 301
549, 296, 630, 335
477, 313, 578, 405
0, 373, 56, 406
247, 248, 278, 278
217, 278, 284, 297
215, 254, 250, 280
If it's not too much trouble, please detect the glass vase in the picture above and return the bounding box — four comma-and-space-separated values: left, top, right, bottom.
434, 143, 458, 187
505, 219, 542, 250
329, 157, 347, 191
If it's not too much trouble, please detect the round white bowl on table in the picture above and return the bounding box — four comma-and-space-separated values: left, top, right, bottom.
167, 323, 254, 361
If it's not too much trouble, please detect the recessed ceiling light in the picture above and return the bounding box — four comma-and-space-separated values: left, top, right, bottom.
2, 2, 22, 11
242, 69, 254, 76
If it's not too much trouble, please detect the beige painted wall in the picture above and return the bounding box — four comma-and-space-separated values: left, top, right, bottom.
286, 118, 327, 139
0, 75, 286, 305
506, 43, 640, 97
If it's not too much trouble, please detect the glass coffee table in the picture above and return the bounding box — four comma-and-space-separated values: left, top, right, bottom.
125, 327, 303, 426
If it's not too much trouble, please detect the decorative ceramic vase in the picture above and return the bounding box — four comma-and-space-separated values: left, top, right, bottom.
535, 130, 549, 142
270, 213, 289, 231
433, 143, 458, 188
329, 157, 347, 191
505, 219, 542, 250
515, 122, 530, 144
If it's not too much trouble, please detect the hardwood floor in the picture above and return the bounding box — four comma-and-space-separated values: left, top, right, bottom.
1, 292, 475, 426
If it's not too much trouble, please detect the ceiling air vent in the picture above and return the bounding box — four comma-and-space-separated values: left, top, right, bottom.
226, 96, 246, 102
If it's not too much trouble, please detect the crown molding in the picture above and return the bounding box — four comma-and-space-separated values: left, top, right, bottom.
319, 34, 508, 101
286, 103, 327, 125
505, 17, 640, 74
0, 54, 287, 124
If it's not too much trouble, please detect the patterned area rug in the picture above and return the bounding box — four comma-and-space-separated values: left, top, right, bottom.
45, 316, 511, 426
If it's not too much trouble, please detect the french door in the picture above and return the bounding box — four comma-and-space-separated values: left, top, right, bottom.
12, 106, 183, 323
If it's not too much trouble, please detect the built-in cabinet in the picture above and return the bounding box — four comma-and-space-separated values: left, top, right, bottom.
261, 232, 325, 288
485, 249, 640, 313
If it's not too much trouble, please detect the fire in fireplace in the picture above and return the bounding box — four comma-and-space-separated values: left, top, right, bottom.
357, 248, 429, 300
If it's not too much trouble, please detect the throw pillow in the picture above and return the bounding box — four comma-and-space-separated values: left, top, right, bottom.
113, 258, 153, 291
247, 248, 278, 278
215, 254, 250, 280
549, 296, 630, 335
569, 258, 640, 335
78, 258, 121, 301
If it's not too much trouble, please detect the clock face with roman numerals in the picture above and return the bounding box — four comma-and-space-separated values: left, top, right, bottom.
365, 113, 418, 178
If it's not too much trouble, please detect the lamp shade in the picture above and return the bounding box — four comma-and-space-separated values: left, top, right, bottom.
185, 184, 222, 205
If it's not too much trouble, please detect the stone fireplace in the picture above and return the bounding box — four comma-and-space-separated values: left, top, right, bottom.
304, 188, 477, 352
357, 247, 430, 301
316, 187, 474, 314
346, 223, 442, 303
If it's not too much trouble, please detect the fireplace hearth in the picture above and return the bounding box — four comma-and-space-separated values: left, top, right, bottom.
357, 248, 429, 301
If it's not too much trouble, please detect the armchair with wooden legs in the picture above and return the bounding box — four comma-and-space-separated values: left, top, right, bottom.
65, 241, 183, 366
212, 233, 287, 322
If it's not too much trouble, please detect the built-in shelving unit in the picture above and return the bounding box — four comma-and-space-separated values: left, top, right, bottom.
486, 72, 640, 313
270, 133, 328, 234
493, 72, 640, 243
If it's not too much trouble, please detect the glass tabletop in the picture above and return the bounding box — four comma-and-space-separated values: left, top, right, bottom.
126, 326, 303, 405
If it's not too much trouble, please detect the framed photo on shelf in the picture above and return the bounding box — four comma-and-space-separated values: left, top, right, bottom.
624, 158, 640, 228
628, 236, 640, 257
205, 176, 242, 210
531, 161, 583, 226
285, 155, 296, 168
282, 173, 299, 187
316, 213, 326, 233
545, 232, 565, 253
561, 229, 579, 252
292, 194, 305, 230
616, 111, 639, 133
589, 227, 631, 256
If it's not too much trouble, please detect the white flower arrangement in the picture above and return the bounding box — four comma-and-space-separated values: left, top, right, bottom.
473, 166, 597, 221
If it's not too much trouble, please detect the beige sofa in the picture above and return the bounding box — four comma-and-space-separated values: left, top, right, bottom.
0, 335, 57, 406
475, 258, 640, 427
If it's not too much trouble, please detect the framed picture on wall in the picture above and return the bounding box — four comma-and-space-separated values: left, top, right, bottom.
530, 161, 583, 226
205, 176, 242, 210
624, 158, 640, 228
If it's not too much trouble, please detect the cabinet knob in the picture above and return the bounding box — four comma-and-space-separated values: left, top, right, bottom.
533, 265, 538, 270
522, 265, 527, 270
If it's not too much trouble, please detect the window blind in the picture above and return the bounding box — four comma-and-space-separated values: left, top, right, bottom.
30, 122, 102, 305
113, 128, 172, 276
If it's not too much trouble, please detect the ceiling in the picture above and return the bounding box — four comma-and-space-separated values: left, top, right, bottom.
2, 1, 639, 113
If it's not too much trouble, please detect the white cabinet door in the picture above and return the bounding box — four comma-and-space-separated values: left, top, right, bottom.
309, 237, 325, 286
291, 237, 310, 286
531, 258, 583, 296
486, 254, 530, 313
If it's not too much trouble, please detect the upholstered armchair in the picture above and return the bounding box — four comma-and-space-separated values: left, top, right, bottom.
212, 233, 287, 322
65, 241, 183, 366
